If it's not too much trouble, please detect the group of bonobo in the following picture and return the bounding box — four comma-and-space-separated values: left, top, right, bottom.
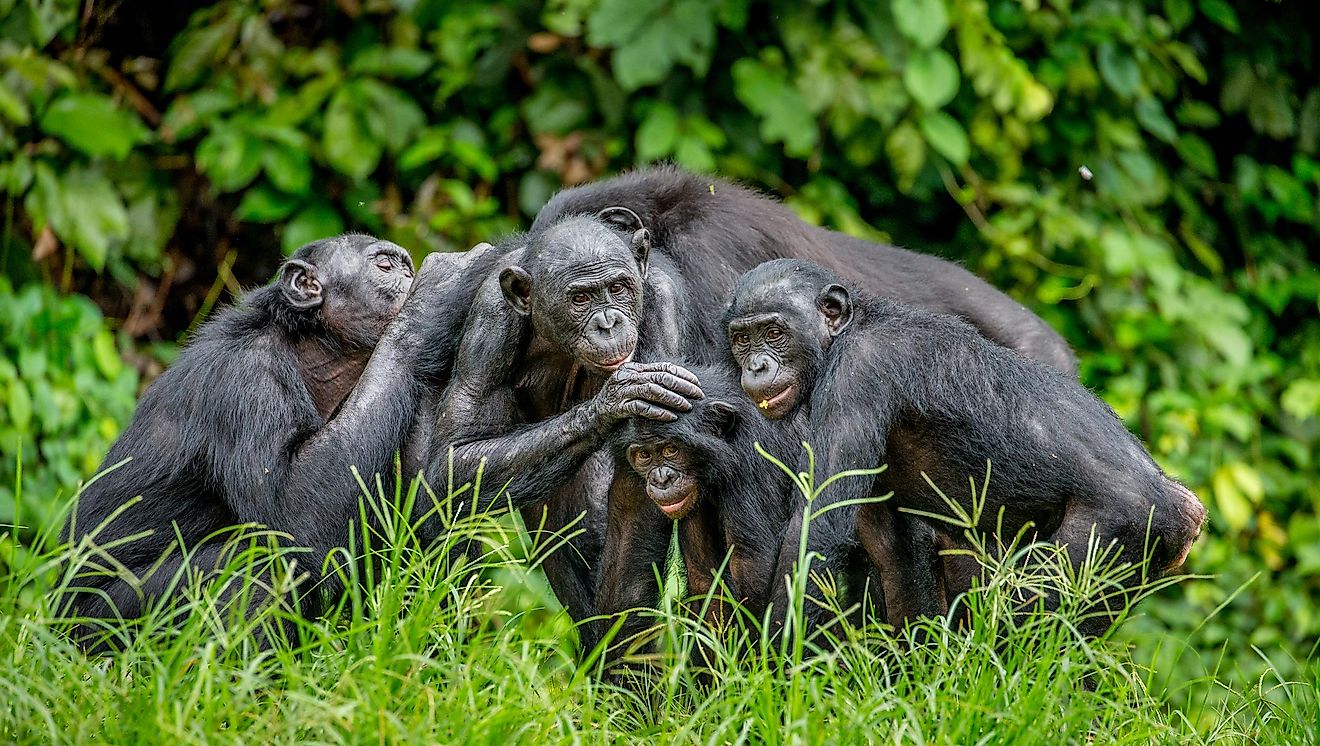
61, 166, 1206, 664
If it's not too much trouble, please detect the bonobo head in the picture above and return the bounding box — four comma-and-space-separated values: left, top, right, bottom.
278, 234, 415, 348
615, 393, 741, 520
499, 215, 651, 375
723, 259, 853, 419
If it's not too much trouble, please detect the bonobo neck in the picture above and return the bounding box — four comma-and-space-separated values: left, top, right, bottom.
295, 337, 370, 421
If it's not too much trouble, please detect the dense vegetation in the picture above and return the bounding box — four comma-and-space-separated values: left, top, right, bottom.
1, 0, 1317, 740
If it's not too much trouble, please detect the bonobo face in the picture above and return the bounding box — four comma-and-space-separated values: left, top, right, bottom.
627, 439, 699, 519
281, 234, 415, 348
500, 217, 650, 375
725, 260, 852, 419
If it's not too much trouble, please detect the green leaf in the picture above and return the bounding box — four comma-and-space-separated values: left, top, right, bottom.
323, 87, 382, 181
0, 79, 31, 125
348, 47, 433, 79
92, 331, 122, 380
236, 184, 300, 223
165, 18, 239, 91
1281, 379, 1320, 421
7, 379, 32, 431
195, 126, 263, 192
1135, 98, 1177, 144
891, 0, 950, 49
636, 104, 680, 161
885, 121, 927, 190
1164, 0, 1194, 29
39, 93, 149, 160
918, 112, 969, 165
1096, 44, 1141, 99
1213, 461, 1263, 532
903, 48, 960, 110
282, 203, 344, 255
263, 146, 312, 196
732, 55, 818, 157
588, 0, 716, 90
25, 165, 129, 272
1198, 0, 1239, 32
161, 90, 239, 141
1176, 134, 1218, 177
356, 80, 426, 153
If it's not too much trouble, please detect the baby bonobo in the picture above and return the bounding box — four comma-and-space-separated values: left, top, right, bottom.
601, 368, 803, 635
725, 259, 1207, 638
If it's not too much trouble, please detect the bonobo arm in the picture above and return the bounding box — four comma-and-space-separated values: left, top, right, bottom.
218, 250, 484, 599
767, 356, 898, 635
428, 271, 704, 513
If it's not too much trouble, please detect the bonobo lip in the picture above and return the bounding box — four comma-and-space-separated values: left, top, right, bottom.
649, 485, 697, 519
751, 383, 797, 419
592, 351, 634, 374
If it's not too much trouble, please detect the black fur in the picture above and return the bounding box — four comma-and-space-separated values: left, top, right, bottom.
599, 368, 802, 651
60, 235, 465, 645
727, 259, 1207, 637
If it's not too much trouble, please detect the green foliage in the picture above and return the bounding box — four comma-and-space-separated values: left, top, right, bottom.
0, 278, 138, 535
0, 0, 1317, 719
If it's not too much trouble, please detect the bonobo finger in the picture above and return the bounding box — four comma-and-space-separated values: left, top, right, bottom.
632, 382, 695, 412
622, 399, 680, 422
643, 370, 704, 400
631, 361, 702, 389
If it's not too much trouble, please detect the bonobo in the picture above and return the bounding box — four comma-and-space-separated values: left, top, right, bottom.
533, 165, 1077, 375
429, 215, 704, 649
62, 235, 480, 646
725, 259, 1207, 637
600, 368, 803, 640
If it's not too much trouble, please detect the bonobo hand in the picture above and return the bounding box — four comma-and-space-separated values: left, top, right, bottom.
588, 361, 704, 429
385, 242, 497, 349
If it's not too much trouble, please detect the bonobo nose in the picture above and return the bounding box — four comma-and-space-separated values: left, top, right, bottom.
651, 466, 676, 489
746, 355, 776, 385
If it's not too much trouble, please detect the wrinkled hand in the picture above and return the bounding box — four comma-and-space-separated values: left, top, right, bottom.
590, 361, 704, 427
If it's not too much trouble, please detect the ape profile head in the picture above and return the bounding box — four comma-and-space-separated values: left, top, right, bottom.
724, 259, 853, 419
499, 215, 651, 376
277, 234, 415, 348
616, 397, 741, 520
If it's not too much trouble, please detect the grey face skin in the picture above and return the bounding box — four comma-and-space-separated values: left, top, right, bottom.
725, 268, 851, 420
498, 217, 650, 375
280, 234, 416, 351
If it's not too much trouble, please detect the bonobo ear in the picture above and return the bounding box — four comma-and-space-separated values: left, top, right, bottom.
630, 228, 652, 278
280, 259, 323, 310
596, 205, 645, 234
816, 283, 852, 336
708, 400, 740, 438
499, 266, 533, 316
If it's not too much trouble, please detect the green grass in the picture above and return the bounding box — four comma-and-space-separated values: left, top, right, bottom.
0, 467, 1315, 745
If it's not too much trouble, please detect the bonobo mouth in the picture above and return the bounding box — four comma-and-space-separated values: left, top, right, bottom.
750, 383, 797, 420
648, 484, 698, 520
590, 350, 634, 374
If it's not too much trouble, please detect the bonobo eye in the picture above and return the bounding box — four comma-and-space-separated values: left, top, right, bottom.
608, 281, 625, 295
633, 449, 651, 465
374, 255, 393, 272
766, 327, 784, 342
733, 333, 751, 346
571, 292, 591, 306
661, 444, 679, 459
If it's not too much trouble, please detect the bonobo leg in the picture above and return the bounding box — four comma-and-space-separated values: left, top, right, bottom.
593, 460, 673, 665
1037, 502, 1150, 638
525, 451, 612, 652
64, 541, 292, 650
856, 503, 947, 630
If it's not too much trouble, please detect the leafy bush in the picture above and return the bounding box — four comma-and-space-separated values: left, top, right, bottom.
0, 278, 138, 534
0, 0, 1316, 707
